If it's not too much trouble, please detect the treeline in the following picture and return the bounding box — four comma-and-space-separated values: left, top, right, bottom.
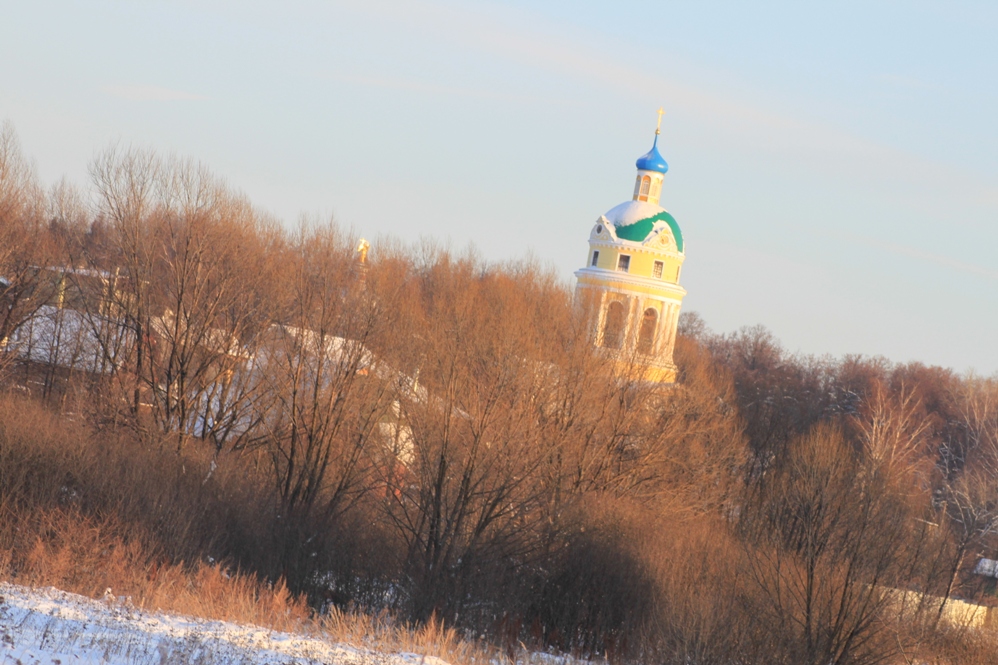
1, 121, 997, 664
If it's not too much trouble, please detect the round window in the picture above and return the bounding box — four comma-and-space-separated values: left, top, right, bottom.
596, 224, 603, 234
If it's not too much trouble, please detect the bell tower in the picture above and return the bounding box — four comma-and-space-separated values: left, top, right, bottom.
574, 110, 687, 383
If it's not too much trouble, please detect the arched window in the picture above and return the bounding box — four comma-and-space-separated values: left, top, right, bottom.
638, 175, 651, 201
650, 178, 662, 203
638, 307, 658, 355
602, 301, 625, 349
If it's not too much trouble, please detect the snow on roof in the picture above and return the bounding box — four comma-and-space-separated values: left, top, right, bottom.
265, 323, 375, 369
974, 558, 998, 578
151, 312, 251, 359
600, 200, 684, 251
32, 265, 125, 279
7, 305, 130, 374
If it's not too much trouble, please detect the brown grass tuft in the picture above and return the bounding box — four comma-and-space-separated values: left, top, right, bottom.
0, 504, 501, 664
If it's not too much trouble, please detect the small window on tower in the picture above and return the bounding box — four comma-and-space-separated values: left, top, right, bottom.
617, 254, 630, 272
591, 250, 600, 267
638, 175, 651, 202
653, 261, 664, 279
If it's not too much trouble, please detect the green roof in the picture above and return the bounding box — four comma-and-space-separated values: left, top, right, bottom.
614, 210, 684, 252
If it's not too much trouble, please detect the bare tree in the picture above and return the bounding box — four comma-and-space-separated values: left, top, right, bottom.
85, 148, 276, 445
255, 224, 398, 583
373, 251, 573, 621
87, 145, 159, 415
935, 376, 998, 625
0, 122, 58, 378
143, 159, 277, 449
739, 422, 923, 665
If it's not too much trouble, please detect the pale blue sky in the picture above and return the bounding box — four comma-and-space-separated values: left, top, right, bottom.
2, 1, 996, 372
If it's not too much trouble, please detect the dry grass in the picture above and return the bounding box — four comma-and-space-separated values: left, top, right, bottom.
321, 609, 501, 664
0, 506, 507, 665
0, 392, 503, 664
0, 505, 310, 631
910, 624, 998, 665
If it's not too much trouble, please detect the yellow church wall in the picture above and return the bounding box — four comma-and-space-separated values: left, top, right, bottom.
585, 246, 683, 284
588, 247, 616, 271
624, 251, 671, 279
574, 268, 682, 385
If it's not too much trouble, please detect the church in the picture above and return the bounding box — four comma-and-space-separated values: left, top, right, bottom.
574, 111, 687, 383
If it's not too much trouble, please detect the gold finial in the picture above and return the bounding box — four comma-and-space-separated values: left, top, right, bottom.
356, 238, 370, 265
656, 107, 665, 135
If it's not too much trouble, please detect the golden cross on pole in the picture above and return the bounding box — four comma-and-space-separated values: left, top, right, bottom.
655, 107, 665, 134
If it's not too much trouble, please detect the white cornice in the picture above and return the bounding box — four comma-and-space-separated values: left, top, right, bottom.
574, 268, 687, 297
587, 239, 684, 261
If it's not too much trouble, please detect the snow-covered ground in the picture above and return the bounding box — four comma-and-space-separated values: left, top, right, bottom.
0, 582, 451, 665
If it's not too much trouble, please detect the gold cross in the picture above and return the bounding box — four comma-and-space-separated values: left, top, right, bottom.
656, 107, 665, 134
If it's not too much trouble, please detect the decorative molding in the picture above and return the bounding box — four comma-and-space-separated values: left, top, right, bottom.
588, 224, 684, 260
575, 269, 687, 299
587, 239, 684, 261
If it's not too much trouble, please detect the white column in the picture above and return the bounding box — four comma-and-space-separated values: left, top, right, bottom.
663, 303, 678, 360
625, 295, 638, 352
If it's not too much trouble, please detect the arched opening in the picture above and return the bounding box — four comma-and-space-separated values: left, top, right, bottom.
602, 301, 626, 349
638, 175, 651, 201
638, 307, 658, 355
649, 178, 662, 203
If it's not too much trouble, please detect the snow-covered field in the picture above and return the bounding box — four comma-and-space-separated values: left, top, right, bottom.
0, 582, 451, 665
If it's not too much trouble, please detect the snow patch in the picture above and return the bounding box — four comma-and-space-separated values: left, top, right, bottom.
0, 582, 452, 665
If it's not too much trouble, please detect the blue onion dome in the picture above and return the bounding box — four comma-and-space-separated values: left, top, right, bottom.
635, 135, 668, 174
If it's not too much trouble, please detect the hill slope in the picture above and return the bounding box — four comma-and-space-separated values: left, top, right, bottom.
0, 582, 450, 665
